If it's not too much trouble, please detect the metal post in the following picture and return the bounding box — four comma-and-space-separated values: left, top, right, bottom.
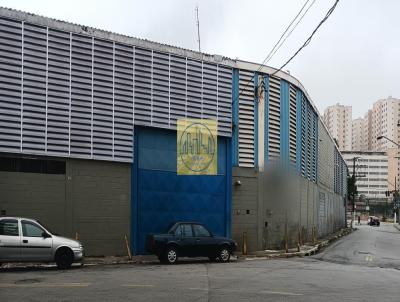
352, 157, 356, 229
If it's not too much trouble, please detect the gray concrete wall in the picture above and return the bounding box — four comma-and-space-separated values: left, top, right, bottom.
0, 172, 67, 234
0, 158, 131, 256
66, 159, 131, 256
231, 167, 259, 253
232, 164, 346, 252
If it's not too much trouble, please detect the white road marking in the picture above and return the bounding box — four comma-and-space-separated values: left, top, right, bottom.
261, 290, 303, 296
188, 287, 302, 296
121, 284, 155, 287
0, 282, 91, 288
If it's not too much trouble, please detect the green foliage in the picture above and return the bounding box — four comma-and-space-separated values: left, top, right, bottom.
347, 174, 358, 200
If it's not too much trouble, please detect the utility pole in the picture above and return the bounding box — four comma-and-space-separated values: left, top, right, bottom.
352, 156, 360, 228
395, 176, 397, 223
195, 6, 201, 52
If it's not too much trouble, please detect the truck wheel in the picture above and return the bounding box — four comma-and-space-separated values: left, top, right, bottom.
55, 248, 74, 269
219, 246, 231, 263
165, 246, 178, 264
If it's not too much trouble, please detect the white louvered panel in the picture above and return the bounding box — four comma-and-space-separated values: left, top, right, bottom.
306, 100, 312, 180
202, 62, 218, 120
300, 96, 306, 177
114, 42, 134, 161
169, 54, 186, 127
152, 51, 169, 128
289, 84, 297, 164
134, 47, 152, 126
217, 65, 232, 137
0, 17, 22, 152
22, 23, 47, 153
186, 58, 202, 119
311, 109, 317, 182
238, 70, 254, 167
70, 34, 92, 157
47, 28, 70, 155
268, 76, 280, 160
92, 38, 113, 159
0, 16, 233, 163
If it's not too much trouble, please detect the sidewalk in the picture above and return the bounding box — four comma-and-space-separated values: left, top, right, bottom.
393, 223, 400, 232
243, 227, 354, 260
1, 228, 354, 269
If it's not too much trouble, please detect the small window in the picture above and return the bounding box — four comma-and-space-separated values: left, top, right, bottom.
22, 221, 44, 237
175, 225, 194, 237
0, 219, 19, 236
193, 224, 211, 237
174, 225, 182, 237
182, 224, 193, 237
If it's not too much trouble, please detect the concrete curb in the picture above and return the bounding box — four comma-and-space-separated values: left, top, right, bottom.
1, 229, 355, 269
242, 227, 354, 260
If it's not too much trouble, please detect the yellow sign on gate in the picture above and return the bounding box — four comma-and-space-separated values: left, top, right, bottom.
177, 118, 217, 175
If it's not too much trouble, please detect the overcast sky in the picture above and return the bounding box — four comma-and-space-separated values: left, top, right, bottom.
1, 0, 399, 119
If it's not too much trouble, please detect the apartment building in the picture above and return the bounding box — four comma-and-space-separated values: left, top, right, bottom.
371, 97, 400, 151
323, 103, 352, 151
343, 151, 388, 201
352, 117, 364, 151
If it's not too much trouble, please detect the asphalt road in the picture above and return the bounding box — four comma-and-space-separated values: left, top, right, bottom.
1, 223, 400, 302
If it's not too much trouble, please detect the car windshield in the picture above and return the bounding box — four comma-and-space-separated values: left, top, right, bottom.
167, 223, 179, 234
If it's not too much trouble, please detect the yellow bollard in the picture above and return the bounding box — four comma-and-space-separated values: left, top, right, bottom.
125, 234, 132, 260
75, 232, 79, 241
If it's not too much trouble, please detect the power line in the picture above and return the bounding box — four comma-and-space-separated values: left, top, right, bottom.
262, 0, 311, 67
271, 0, 339, 76
266, 0, 317, 65
237, 0, 311, 98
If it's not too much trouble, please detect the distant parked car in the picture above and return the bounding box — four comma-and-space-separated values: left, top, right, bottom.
0, 217, 84, 269
368, 216, 380, 226
146, 222, 237, 264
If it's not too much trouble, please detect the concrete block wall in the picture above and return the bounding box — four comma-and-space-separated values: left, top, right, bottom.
0, 158, 131, 256
66, 159, 131, 256
231, 167, 259, 253
0, 172, 67, 234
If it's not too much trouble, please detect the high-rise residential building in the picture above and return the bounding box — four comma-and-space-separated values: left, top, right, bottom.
343, 151, 388, 201
371, 97, 400, 151
363, 110, 372, 151
323, 103, 352, 151
352, 117, 364, 151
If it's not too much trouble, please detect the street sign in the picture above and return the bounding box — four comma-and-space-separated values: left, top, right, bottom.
365, 206, 369, 211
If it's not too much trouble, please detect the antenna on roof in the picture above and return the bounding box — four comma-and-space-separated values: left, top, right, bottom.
195, 6, 201, 52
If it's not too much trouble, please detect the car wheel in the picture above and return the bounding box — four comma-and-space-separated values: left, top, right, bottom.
219, 246, 231, 263
165, 246, 178, 264
55, 248, 74, 269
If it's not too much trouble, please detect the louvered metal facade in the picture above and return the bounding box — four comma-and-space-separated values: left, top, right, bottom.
268, 76, 281, 161
298, 92, 318, 182
237, 70, 255, 167
289, 84, 297, 165
0, 15, 232, 163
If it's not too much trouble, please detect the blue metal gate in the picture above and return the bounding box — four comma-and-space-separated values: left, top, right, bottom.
131, 127, 232, 254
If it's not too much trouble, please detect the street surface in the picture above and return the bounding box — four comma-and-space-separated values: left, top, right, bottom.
1, 223, 400, 301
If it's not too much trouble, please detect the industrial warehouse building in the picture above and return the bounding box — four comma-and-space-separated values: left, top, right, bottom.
0, 7, 347, 256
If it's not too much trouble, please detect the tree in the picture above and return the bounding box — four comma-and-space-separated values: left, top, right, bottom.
347, 173, 358, 204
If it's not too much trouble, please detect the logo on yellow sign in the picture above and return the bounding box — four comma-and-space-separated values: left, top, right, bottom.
177, 119, 217, 175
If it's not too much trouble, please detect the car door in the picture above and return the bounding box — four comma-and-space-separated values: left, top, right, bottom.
176, 224, 196, 257
192, 224, 215, 257
20, 220, 53, 261
0, 218, 21, 261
